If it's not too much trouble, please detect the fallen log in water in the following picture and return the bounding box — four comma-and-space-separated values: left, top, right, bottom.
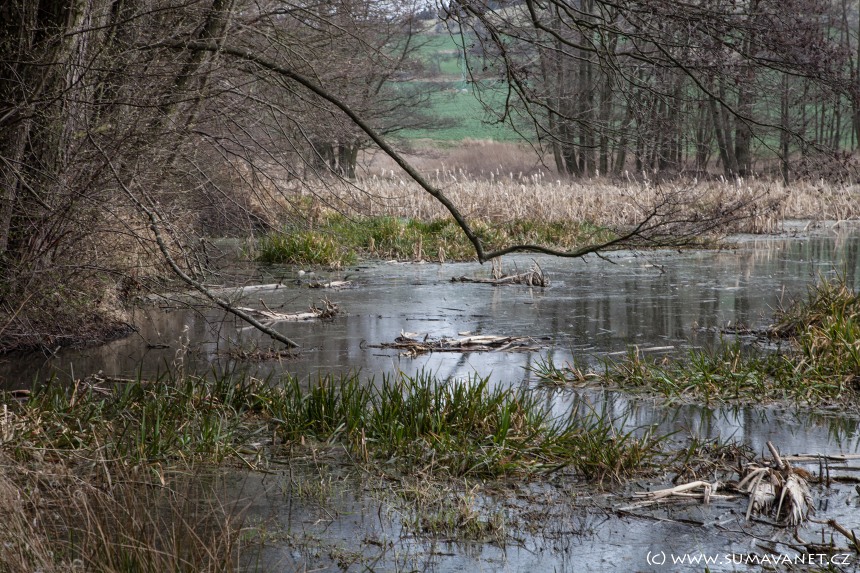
451, 261, 548, 287
369, 333, 543, 356
308, 279, 353, 289
235, 299, 339, 322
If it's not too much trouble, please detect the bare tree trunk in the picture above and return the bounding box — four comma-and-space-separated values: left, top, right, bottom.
732, 23, 756, 178
829, 95, 841, 151
694, 100, 713, 174
537, 26, 565, 175
159, 0, 235, 121
597, 30, 617, 177
852, 0, 860, 148
613, 106, 634, 175
780, 74, 791, 185
0, 120, 29, 256
560, 121, 581, 177
710, 94, 734, 178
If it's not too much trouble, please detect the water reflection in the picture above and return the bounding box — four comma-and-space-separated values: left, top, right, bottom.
5, 232, 857, 384
4, 232, 860, 451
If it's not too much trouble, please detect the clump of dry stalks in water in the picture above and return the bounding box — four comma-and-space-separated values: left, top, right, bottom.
628, 441, 814, 526
0, 453, 246, 572
738, 442, 814, 527
624, 440, 860, 554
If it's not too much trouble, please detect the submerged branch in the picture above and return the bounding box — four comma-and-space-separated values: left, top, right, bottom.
452, 261, 548, 286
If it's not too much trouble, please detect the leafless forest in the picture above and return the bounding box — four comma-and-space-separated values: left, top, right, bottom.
2, 0, 859, 350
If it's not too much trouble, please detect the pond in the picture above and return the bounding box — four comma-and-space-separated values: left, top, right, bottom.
11, 224, 860, 385
5, 223, 860, 572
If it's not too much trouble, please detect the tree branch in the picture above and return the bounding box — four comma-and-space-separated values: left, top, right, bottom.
157, 39, 747, 264
89, 134, 301, 349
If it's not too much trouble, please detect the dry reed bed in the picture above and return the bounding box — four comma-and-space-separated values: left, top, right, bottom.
0, 454, 243, 572
288, 170, 860, 233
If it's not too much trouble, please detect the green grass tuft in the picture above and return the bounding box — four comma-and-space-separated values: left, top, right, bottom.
257, 214, 615, 265
532, 276, 860, 405
257, 230, 357, 267
4, 370, 662, 482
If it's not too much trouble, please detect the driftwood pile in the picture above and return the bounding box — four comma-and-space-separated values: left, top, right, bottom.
235, 298, 339, 322
452, 259, 548, 287
369, 332, 543, 357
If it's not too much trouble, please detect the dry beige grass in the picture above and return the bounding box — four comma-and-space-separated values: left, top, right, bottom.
228, 142, 860, 234
288, 170, 781, 234
242, 142, 856, 235
0, 453, 245, 572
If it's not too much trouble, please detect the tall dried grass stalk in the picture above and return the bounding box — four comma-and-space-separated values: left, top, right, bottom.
284, 169, 807, 234
243, 142, 860, 233
0, 453, 248, 572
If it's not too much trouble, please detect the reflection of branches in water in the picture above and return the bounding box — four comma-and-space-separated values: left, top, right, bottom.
808, 413, 860, 450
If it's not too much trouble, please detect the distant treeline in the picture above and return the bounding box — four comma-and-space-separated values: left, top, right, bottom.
443, 0, 860, 182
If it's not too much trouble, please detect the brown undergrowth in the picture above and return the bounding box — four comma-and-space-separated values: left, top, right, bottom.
0, 454, 250, 572
280, 164, 860, 241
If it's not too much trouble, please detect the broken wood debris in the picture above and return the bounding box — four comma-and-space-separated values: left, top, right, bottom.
220, 346, 300, 361
783, 453, 860, 463
451, 261, 548, 287
369, 333, 543, 356
621, 481, 736, 511
606, 345, 675, 356
308, 279, 353, 289
235, 298, 339, 322
626, 441, 816, 527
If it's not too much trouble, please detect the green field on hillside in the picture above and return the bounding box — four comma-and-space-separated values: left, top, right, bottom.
396, 83, 526, 142
414, 31, 465, 77
398, 28, 528, 143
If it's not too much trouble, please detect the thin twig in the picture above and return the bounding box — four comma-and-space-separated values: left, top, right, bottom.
90, 135, 300, 348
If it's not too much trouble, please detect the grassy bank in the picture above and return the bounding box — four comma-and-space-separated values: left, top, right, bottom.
1, 369, 665, 570
534, 277, 860, 405
2, 371, 659, 480
258, 214, 614, 265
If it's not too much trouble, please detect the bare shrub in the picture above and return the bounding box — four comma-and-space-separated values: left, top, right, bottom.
195, 159, 295, 236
